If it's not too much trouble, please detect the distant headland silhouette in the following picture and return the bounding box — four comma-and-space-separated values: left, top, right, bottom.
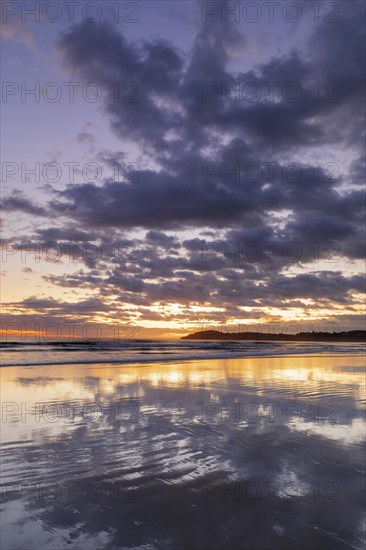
181, 330, 366, 342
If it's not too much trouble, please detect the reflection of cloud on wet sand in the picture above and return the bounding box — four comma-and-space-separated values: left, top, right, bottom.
290, 417, 365, 445
1, 355, 365, 549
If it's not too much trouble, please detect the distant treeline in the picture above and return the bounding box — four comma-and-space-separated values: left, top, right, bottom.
181, 330, 366, 342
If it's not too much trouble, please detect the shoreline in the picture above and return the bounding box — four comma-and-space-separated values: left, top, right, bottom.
1, 346, 365, 369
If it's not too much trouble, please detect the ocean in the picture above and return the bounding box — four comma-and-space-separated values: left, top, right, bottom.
1, 339, 365, 367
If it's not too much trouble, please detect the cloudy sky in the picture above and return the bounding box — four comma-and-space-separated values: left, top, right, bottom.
1, 0, 365, 339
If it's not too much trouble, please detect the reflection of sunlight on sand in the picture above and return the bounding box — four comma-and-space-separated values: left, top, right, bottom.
3, 354, 365, 404
3, 355, 365, 397
2, 354, 364, 447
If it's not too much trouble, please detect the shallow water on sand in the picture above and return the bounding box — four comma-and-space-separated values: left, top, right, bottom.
1, 353, 365, 549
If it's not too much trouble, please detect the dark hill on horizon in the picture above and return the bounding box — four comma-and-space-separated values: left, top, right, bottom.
181, 330, 366, 342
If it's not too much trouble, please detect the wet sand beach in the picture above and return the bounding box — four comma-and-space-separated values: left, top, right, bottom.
1, 351, 365, 549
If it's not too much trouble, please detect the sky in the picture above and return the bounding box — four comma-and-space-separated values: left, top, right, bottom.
0, 0, 365, 340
